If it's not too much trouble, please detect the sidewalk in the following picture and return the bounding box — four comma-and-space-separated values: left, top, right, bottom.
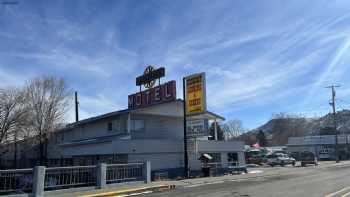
47, 182, 175, 197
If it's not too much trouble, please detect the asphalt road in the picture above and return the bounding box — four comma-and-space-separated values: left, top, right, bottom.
144, 162, 350, 197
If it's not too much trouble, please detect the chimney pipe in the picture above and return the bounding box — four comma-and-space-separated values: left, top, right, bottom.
75, 91, 79, 122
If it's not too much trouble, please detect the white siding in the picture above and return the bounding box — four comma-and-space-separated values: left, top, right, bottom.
130, 114, 183, 139
128, 153, 183, 170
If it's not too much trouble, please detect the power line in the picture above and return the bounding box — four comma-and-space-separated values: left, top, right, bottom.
336, 99, 350, 111
337, 98, 350, 107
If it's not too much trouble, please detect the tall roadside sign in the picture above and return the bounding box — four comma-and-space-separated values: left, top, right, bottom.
182, 72, 207, 178
185, 73, 207, 115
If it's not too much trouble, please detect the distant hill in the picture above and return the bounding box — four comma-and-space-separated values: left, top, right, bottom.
239, 110, 350, 146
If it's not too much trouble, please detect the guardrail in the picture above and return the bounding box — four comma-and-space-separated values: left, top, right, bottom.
106, 163, 144, 184
45, 165, 96, 190
0, 161, 151, 197
0, 168, 33, 193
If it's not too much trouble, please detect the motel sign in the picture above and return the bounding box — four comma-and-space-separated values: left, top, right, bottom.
128, 66, 176, 110
128, 80, 176, 110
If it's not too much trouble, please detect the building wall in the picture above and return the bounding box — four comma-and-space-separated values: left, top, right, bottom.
60, 139, 183, 156
197, 140, 245, 152
288, 135, 350, 146
57, 115, 128, 144
128, 153, 183, 170
56, 113, 183, 144
131, 114, 183, 140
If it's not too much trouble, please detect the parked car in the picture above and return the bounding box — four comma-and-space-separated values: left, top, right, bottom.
265, 153, 296, 167
300, 151, 318, 167
245, 150, 265, 165
246, 155, 264, 165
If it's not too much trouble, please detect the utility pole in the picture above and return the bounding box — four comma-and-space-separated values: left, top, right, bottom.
326, 85, 340, 163
75, 91, 79, 122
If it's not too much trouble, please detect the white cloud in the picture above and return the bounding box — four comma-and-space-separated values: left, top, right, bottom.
0, 69, 29, 88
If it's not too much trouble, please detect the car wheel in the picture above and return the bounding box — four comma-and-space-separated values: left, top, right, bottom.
292, 162, 295, 166
301, 162, 305, 167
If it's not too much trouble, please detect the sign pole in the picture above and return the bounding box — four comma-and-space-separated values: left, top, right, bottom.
183, 77, 189, 178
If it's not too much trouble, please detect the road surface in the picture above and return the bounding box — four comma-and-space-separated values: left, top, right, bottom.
144, 162, 350, 197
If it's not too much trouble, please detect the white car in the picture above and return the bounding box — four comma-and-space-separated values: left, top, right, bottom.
265, 153, 296, 167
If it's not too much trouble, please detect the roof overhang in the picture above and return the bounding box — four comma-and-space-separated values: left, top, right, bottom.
60, 100, 225, 132
188, 111, 225, 121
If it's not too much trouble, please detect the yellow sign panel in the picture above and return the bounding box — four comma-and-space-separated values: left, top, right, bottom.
185, 73, 206, 115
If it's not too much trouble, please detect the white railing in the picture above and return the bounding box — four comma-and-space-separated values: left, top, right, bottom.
0, 162, 150, 196
45, 165, 96, 189
106, 163, 144, 184
0, 168, 33, 194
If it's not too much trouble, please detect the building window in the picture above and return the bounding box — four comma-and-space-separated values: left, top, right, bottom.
227, 153, 238, 166
107, 122, 113, 132
208, 153, 221, 163
131, 120, 145, 132
58, 134, 64, 142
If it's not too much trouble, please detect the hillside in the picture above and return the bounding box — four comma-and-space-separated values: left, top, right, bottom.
239, 110, 350, 146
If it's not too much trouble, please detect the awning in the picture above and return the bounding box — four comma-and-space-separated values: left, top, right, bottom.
202, 153, 213, 160
131, 100, 225, 121
187, 111, 225, 121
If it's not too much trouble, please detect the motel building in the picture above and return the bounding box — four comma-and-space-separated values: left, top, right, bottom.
1, 67, 246, 178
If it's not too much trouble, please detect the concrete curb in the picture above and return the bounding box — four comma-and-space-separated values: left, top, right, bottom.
78, 184, 176, 197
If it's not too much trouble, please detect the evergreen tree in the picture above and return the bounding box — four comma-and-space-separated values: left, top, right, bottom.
256, 129, 267, 146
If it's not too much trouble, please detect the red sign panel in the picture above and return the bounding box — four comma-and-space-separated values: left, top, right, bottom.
128, 80, 176, 110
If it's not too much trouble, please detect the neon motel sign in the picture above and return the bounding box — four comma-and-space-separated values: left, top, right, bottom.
128, 66, 176, 110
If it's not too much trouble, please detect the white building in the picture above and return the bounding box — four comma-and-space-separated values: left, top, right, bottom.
0, 98, 245, 177
287, 135, 350, 160
41, 100, 244, 177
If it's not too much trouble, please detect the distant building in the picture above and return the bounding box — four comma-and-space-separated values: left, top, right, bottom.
287, 135, 350, 160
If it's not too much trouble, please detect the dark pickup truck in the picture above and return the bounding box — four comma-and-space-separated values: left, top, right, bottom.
300, 151, 318, 167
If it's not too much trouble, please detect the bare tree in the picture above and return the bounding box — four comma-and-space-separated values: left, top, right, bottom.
222, 119, 245, 140
0, 88, 28, 168
25, 76, 71, 165
0, 88, 27, 144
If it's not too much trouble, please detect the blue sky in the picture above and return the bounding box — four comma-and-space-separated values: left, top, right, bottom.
1, 0, 350, 129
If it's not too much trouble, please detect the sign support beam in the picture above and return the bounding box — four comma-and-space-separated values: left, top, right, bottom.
183, 77, 189, 178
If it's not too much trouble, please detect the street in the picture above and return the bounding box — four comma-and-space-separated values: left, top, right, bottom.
144, 162, 350, 197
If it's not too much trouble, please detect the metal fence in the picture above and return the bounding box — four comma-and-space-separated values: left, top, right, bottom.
0, 162, 150, 196
44, 165, 96, 190
0, 168, 33, 194
106, 163, 144, 184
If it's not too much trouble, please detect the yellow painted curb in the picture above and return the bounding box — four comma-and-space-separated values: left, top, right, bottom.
78, 184, 171, 197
